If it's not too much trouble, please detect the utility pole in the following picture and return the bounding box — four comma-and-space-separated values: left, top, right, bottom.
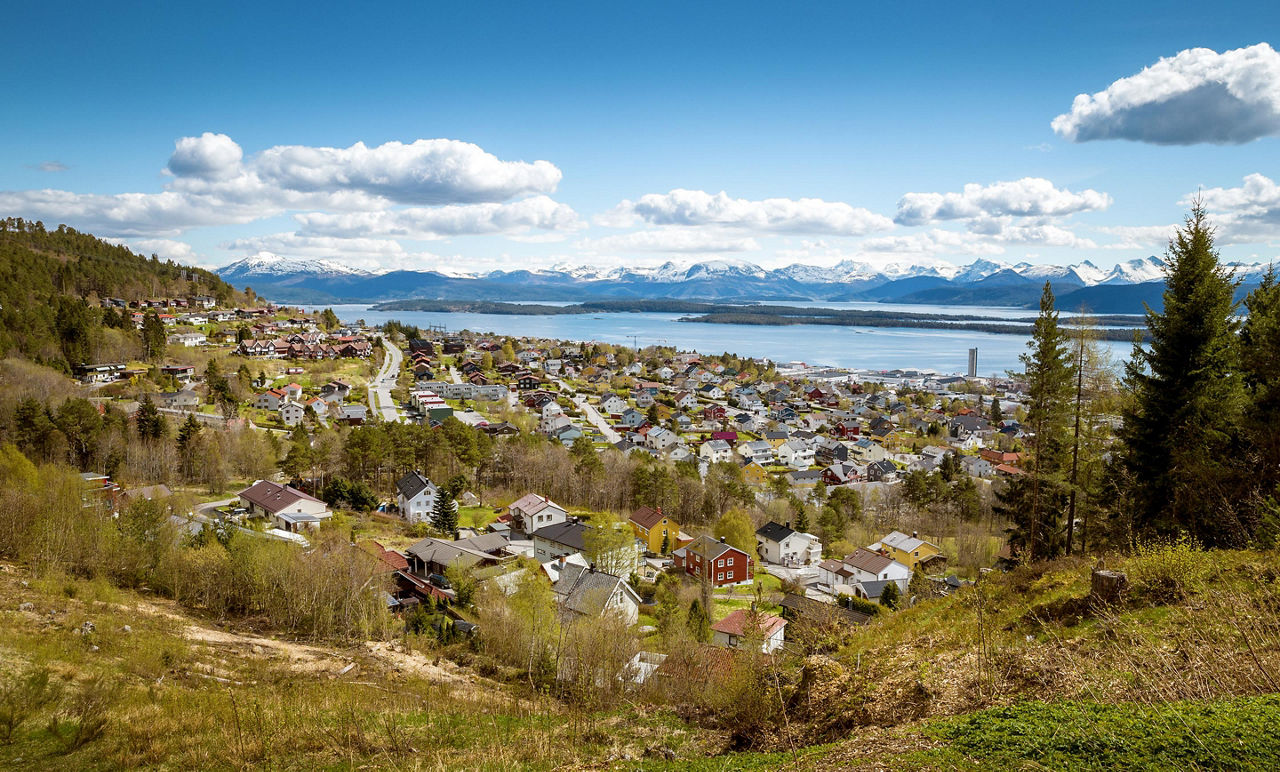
1066, 327, 1085, 556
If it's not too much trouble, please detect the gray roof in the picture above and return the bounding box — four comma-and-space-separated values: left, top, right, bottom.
858, 579, 891, 600
532, 520, 589, 552
395, 470, 436, 501
551, 563, 635, 617
756, 521, 796, 544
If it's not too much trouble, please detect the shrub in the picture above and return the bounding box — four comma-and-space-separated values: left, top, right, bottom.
838, 594, 882, 617
0, 665, 61, 743
1126, 537, 1216, 602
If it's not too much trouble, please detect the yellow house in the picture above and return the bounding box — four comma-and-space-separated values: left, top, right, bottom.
629, 506, 683, 554
869, 530, 944, 572
739, 460, 769, 487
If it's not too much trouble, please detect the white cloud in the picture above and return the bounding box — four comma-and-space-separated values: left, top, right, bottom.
28, 161, 69, 173
860, 229, 1005, 256
221, 234, 445, 272
0, 134, 566, 238
895, 178, 1111, 226
1052, 43, 1280, 145
1095, 224, 1179, 250
577, 228, 760, 254
603, 189, 893, 235
294, 195, 582, 239
1197, 173, 1280, 243
967, 217, 1098, 249
248, 139, 561, 205
167, 132, 244, 180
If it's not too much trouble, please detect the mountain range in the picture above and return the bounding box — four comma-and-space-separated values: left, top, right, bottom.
217, 252, 1275, 313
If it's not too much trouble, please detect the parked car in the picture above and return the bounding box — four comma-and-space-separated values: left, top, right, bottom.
427, 573, 452, 590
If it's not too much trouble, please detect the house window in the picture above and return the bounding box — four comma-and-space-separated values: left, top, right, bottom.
727, 557, 734, 566
717, 559, 724, 567
717, 573, 724, 582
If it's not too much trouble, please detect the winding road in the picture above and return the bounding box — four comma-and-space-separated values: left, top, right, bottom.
369, 336, 407, 423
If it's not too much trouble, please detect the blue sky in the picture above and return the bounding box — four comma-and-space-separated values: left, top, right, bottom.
3, 1, 1279, 274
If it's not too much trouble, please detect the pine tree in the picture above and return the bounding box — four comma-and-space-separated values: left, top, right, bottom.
990, 397, 1003, 424
879, 580, 900, 609
1119, 204, 1245, 546
996, 282, 1074, 560
431, 489, 458, 538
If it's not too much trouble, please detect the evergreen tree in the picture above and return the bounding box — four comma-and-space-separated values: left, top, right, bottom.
687, 598, 711, 643
1119, 204, 1245, 546
431, 488, 458, 537
176, 414, 202, 480
990, 397, 1003, 424
996, 282, 1074, 560
879, 580, 900, 609
1240, 266, 1280, 542
140, 311, 166, 360
135, 394, 167, 440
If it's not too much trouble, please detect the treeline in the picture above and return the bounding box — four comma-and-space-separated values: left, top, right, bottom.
1001, 205, 1280, 558
0, 219, 241, 370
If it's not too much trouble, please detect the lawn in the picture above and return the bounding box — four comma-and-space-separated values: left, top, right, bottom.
457, 505, 498, 530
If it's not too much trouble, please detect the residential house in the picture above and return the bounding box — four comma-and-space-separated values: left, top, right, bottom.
601, 394, 627, 416
777, 440, 816, 469
279, 400, 306, 426
699, 439, 734, 464
755, 522, 822, 567
156, 390, 200, 410
550, 563, 641, 625
868, 530, 944, 572
821, 462, 863, 486
395, 470, 439, 524
508, 493, 568, 533
405, 533, 511, 577
817, 548, 911, 594
645, 426, 678, 452
697, 384, 725, 400
739, 460, 769, 486
628, 506, 685, 554
711, 608, 786, 654
960, 455, 994, 478
238, 480, 331, 532
738, 440, 775, 464
532, 519, 590, 562
672, 535, 753, 587
674, 391, 698, 410
618, 408, 647, 429
866, 459, 898, 482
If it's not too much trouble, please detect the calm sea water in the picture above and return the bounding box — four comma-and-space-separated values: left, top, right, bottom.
308, 303, 1131, 376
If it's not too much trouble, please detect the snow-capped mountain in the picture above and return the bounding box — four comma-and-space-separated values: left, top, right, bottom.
214, 252, 1277, 312
1101, 256, 1166, 285
218, 251, 377, 283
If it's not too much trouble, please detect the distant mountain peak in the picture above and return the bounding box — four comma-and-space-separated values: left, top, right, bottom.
218, 251, 377, 281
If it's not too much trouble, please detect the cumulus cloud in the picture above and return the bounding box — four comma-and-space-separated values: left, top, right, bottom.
1052, 43, 1280, 145
167, 132, 244, 180
577, 228, 760, 254
895, 178, 1111, 226
1095, 224, 1180, 249
603, 189, 893, 235
1197, 173, 1280, 242
0, 134, 568, 239
295, 196, 582, 239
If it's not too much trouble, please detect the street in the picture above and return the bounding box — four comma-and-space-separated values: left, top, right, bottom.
368, 335, 407, 423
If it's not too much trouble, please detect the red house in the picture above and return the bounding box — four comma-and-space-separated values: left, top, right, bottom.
832, 421, 861, 439
672, 535, 754, 587
702, 405, 728, 422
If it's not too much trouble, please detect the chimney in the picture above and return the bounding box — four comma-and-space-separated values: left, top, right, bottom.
720, 536, 726, 543
912, 530, 918, 539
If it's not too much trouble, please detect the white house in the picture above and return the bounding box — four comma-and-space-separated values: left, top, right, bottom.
601, 395, 627, 416
279, 400, 306, 426
645, 427, 678, 452
238, 480, 331, 533
817, 548, 912, 594
395, 470, 439, 524
711, 609, 786, 654
699, 439, 734, 464
509, 493, 568, 533
777, 440, 816, 469
550, 563, 642, 625
755, 521, 823, 567
167, 332, 206, 347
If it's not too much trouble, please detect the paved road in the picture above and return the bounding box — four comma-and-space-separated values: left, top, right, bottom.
369, 336, 407, 423
448, 365, 462, 384
570, 391, 621, 444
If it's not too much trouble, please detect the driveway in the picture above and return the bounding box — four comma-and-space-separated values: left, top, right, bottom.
565, 387, 620, 444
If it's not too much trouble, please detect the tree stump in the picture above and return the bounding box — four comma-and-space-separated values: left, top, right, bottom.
1090, 569, 1128, 607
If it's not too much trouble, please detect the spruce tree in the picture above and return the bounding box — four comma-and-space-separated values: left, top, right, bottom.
1240, 266, 1280, 542
431, 489, 458, 538
687, 598, 711, 643
135, 394, 166, 440
1119, 204, 1244, 546
996, 282, 1074, 560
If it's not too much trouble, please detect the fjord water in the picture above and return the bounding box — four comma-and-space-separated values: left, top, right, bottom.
315, 303, 1130, 375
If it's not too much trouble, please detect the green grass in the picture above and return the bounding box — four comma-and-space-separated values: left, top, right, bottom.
457, 505, 498, 530
912, 696, 1280, 771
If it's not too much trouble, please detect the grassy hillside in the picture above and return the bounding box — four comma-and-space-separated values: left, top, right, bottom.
3, 541, 1279, 770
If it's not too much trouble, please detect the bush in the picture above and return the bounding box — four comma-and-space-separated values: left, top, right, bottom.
838, 594, 882, 617
1126, 537, 1216, 601
0, 665, 61, 743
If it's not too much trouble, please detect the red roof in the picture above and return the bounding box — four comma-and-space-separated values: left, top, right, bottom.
629, 506, 666, 530
711, 608, 786, 638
